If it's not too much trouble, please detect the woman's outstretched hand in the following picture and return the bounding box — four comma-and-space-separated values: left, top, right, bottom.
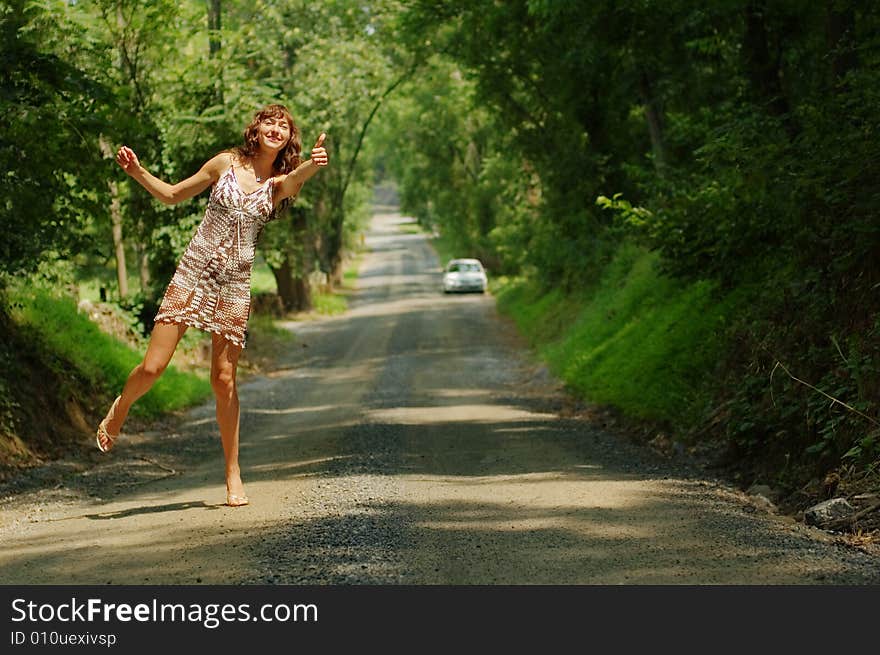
310, 133, 329, 167
115, 146, 141, 176
273, 133, 329, 204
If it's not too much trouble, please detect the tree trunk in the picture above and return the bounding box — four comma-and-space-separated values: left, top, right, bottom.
109, 182, 128, 299
206, 0, 223, 105
98, 136, 128, 299
290, 207, 314, 310
136, 242, 150, 292
207, 0, 222, 57
273, 264, 312, 312
637, 69, 666, 172
270, 256, 312, 312
291, 276, 311, 311
330, 259, 344, 288
826, 2, 857, 84
271, 257, 295, 310
743, 1, 795, 134
317, 187, 348, 290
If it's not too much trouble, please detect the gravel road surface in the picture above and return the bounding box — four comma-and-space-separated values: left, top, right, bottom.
1, 208, 877, 585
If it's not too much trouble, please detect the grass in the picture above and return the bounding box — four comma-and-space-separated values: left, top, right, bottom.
312, 291, 348, 315
73, 260, 143, 304
250, 259, 278, 294
397, 221, 424, 235
307, 252, 365, 317
343, 259, 361, 286
248, 312, 295, 339
495, 242, 741, 426
7, 285, 211, 418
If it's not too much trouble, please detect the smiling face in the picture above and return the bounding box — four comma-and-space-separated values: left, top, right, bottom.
258, 115, 292, 153
238, 104, 302, 174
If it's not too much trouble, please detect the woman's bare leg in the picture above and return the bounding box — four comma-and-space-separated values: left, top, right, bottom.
101, 321, 188, 437
210, 333, 246, 502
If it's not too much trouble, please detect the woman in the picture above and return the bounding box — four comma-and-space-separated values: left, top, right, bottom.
95, 104, 329, 507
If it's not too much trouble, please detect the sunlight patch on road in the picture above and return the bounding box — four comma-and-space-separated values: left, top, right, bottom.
257, 423, 359, 441
430, 388, 494, 398
181, 417, 215, 428
400, 473, 662, 509
249, 455, 355, 474
355, 273, 436, 288
418, 517, 654, 538
245, 404, 346, 416
492, 426, 560, 434
264, 367, 320, 379
366, 404, 556, 424
346, 296, 452, 319
317, 367, 374, 383
400, 475, 669, 539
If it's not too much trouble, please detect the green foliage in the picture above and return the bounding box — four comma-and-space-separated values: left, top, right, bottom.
386, 0, 880, 483
596, 194, 654, 232
496, 242, 737, 425
250, 260, 279, 295
8, 286, 210, 417
0, 0, 109, 277
116, 290, 161, 337
374, 56, 542, 275
725, 310, 880, 478
0, 316, 21, 438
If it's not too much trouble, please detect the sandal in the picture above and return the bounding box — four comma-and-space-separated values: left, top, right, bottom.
226, 492, 250, 507
96, 396, 121, 453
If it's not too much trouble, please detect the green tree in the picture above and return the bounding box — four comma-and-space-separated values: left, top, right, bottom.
244, 0, 412, 307
0, 0, 108, 279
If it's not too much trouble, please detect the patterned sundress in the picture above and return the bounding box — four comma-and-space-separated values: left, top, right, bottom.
153, 163, 277, 348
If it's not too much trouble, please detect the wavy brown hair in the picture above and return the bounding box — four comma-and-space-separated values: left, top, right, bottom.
233, 104, 302, 175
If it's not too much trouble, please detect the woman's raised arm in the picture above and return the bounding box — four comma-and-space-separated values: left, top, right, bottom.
273, 133, 329, 205
116, 147, 230, 205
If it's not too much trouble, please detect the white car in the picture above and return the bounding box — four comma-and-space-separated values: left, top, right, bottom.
442, 258, 487, 293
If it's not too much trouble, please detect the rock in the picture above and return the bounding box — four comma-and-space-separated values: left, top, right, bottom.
77, 299, 95, 314
803, 497, 855, 527
649, 433, 672, 455
746, 484, 782, 504
749, 494, 777, 514
822, 471, 840, 498
747, 483, 774, 498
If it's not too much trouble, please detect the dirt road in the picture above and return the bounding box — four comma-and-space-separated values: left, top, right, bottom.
1, 208, 877, 585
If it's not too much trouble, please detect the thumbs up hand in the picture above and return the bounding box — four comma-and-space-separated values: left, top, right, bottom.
310, 133, 329, 167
